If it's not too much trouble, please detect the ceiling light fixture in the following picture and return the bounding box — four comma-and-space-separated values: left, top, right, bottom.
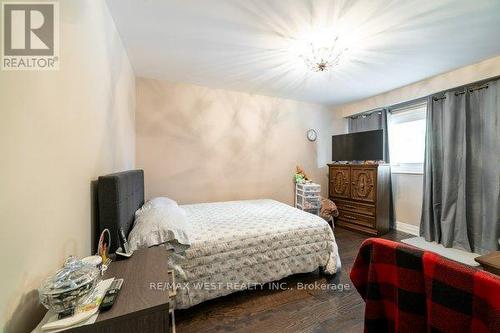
300, 36, 348, 73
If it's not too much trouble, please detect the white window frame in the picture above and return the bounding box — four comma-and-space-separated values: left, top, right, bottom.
388, 102, 427, 174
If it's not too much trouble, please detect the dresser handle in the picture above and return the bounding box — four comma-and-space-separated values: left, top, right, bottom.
344, 215, 357, 220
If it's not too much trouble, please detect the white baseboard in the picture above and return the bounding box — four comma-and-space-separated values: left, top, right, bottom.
395, 221, 419, 236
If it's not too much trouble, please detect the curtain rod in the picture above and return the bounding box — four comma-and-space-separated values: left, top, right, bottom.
349, 108, 384, 119
347, 74, 499, 119
433, 75, 498, 96
432, 84, 489, 101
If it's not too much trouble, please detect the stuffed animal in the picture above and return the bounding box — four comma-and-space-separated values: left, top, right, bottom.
294, 165, 309, 183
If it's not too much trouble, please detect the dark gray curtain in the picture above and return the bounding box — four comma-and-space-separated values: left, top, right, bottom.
421, 80, 500, 254
348, 109, 394, 227
348, 109, 390, 163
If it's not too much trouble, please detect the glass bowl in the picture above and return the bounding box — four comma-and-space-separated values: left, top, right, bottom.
38, 256, 99, 314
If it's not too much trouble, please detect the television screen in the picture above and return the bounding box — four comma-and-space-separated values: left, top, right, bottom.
332, 129, 384, 161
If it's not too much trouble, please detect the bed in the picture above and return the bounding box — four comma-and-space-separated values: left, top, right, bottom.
97, 170, 341, 309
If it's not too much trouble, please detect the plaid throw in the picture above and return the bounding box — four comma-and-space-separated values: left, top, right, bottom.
350, 238, 500, 333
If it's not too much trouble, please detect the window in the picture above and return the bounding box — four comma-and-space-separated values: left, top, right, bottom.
388, 102, 427, 174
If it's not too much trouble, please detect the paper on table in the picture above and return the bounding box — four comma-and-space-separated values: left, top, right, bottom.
32, 278, 114, 333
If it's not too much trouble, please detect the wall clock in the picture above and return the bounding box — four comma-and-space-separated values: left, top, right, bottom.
307, 129, 317, 142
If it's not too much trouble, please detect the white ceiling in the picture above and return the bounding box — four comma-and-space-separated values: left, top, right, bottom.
106, 0, 500, 105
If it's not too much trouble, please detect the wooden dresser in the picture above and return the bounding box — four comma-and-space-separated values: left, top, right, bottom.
328, 164, 390, 235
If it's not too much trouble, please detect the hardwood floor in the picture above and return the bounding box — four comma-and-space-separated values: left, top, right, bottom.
176, 227, 411, 333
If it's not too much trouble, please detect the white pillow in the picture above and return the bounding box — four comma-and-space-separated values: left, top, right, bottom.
128, 204, 192, 252
135, 197, 178, 218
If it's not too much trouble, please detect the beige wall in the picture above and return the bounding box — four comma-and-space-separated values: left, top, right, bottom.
136, 77, 345, 206
333, 55, 500, 228
0, 1, 135, 332
391, 174, 424, 227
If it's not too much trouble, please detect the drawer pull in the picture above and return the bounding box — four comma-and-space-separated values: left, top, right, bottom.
344, 215, 357, 220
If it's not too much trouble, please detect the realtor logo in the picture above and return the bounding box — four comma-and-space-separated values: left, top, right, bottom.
2, 2, 59, 70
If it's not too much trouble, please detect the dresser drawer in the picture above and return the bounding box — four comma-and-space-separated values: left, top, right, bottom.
338, 210, 376, 228
334, 199, 375, 217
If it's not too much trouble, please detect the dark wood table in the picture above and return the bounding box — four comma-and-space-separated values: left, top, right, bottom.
475, 251, 500, 276
68, 246, 173, 333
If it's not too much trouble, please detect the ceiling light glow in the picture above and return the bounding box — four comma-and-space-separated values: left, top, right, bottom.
301, 36, 348, 72
291, 29, 350, 73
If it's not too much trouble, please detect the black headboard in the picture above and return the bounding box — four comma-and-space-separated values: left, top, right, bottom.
97, 170, 144, 253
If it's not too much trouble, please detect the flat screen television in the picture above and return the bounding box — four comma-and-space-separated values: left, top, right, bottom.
332, 129, 384, 161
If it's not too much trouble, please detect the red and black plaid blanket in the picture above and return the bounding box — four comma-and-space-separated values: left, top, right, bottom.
350, 238, 500, 333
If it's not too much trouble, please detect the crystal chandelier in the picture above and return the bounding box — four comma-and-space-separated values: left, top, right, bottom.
300, 36, 348, 72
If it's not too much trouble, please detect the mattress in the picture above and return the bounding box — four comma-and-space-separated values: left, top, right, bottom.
169, 199, 341, 309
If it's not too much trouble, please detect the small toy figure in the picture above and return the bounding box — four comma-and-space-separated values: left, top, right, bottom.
294, 165, 309, 183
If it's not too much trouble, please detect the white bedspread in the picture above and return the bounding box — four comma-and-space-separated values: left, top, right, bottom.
170, 199, 340, 309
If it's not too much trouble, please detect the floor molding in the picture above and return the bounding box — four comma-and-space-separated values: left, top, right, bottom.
395, 221, 419, 236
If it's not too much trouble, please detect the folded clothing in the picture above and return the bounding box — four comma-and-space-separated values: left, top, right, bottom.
320, 198, 338, 220
350, 238, 500, 333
